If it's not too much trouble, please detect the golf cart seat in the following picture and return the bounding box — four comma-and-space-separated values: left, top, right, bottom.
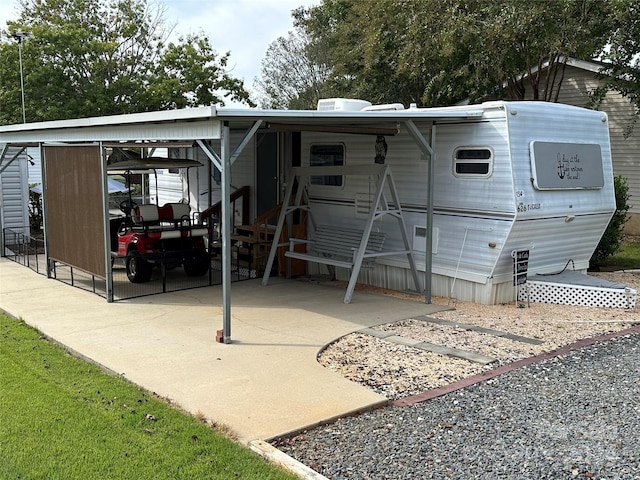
159, 203, 191, 226
132, 204, 160, 226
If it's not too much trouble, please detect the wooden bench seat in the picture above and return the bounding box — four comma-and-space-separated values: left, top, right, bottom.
285, 224, 386, 271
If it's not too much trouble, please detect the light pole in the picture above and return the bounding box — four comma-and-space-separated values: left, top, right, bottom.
11, 30, 30, 123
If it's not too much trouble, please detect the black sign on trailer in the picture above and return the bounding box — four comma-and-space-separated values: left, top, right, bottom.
512, 249, 529, 286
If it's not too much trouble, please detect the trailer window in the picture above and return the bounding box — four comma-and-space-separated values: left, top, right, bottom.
453, 148, 493, 177
310, 144, 344, 186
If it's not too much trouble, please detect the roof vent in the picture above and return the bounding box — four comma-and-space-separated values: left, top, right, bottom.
317, 98, 373, 111
362, 103, 405, 111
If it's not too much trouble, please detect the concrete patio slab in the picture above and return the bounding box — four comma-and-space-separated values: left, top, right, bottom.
0, 259, 448, 443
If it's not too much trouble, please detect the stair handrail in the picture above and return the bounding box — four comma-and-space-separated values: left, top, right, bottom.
198, 185, 250, 229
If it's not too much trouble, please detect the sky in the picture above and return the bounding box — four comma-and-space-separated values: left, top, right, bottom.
0, 0, 318, 108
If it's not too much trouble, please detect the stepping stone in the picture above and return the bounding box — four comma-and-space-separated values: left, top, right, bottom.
415, 341, 496, 365
359, 327, 394, 339
413, 315, 543, 345
384, 335, 423, 347
358, 328, 497, 365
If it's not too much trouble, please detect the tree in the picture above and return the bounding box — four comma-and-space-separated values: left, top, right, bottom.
148, 33, 253, 110
0, 0, 253, 124
254, 28, 329, 109
591, 175, 631, 267
593, 0, 640, 134
265, 0, 618, 108
295, 0, 440, 105
254, 8, 333, 110
475, 0, 615, 102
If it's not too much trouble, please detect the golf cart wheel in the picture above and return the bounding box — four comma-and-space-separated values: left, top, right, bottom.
184, 253, 210, 277
126, 251, 152, 283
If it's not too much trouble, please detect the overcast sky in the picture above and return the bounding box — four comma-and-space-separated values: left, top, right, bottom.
0, 0, 318, 107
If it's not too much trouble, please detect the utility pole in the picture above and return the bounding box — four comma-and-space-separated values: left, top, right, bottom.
12, 31, 31, 123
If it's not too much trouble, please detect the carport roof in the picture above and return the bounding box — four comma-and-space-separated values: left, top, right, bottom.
0, 103, 487, 145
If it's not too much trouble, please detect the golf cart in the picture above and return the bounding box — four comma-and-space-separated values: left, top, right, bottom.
108, 150, 211, 283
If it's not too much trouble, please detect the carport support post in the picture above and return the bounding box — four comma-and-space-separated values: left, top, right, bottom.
221, 123, 232, 343
404, 120, 434, 304
197, 120, 262, 344
100, 142, 114, 302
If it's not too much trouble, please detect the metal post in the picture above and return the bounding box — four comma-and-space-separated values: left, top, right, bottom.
221, 123, 232, 343
40, 144, 52, 279
100, 143, 114, 302
425, 125, 436, 304
12, 31, 30, 123
404, 120, 434, 304
18, 42, 26, 123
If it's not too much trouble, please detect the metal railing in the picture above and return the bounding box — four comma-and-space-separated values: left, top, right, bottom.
3, 226, 259, 301
2, 226, 46, 275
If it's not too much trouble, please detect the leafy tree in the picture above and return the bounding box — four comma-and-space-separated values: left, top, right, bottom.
149, 33, 253, 110
591, 175, 631, 267
265, 0, 618, 108
295, 0, 438, 105
254, 23, 332, 110
0, 0, 253, 124
254, 5, 339, 110
471, 1, 614, 103
593, 0, 640, 134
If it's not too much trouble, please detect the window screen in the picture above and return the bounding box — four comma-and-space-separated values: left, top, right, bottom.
310, 144, 344, 186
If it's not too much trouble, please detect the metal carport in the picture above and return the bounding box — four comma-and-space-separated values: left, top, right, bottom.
0, 103, 484, 343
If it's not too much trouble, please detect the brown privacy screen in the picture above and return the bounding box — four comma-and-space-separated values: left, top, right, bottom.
44, 145, 106, 278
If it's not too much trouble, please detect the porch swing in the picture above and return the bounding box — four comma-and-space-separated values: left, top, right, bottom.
261, 163, 422, 303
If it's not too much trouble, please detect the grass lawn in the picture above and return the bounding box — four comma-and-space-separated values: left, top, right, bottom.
0, 314, 297, 480
600, 235, 640, 270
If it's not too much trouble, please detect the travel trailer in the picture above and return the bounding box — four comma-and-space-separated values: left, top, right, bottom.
1, 100, 616, 308
154, 100, 615, 304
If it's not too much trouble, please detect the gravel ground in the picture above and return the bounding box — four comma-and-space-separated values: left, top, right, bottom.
318, 272, 640, 400
273, 271, 640, 479
276, 332, 640, 479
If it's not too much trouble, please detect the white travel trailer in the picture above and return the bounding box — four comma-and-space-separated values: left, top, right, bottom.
154, 100, 614, 305
294, 100, 615, 304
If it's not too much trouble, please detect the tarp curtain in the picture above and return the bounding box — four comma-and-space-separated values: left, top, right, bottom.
44, 145, 106, 277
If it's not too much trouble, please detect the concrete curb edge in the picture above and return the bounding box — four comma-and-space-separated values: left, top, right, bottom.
249, 439, 330, 480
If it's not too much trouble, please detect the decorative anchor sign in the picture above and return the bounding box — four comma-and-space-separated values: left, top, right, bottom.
512, 249, 530, 286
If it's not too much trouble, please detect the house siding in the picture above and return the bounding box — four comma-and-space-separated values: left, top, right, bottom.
1, 147, 30, 243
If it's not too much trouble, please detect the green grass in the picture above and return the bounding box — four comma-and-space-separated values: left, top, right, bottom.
0, 314, 297, 480
600, 235, 640, 270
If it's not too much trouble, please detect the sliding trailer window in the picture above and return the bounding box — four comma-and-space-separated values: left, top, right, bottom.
453, 147, 493, 178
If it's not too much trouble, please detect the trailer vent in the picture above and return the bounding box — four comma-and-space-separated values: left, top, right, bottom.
453, 147, 493, 177
362, 103, 405, 111
413, 225, 438, 254
317, 98, 373, 112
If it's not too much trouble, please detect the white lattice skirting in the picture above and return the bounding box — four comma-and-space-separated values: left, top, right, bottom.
518, 281, 637, 309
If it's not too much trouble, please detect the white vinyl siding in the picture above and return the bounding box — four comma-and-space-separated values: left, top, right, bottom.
1, 146, 30, 231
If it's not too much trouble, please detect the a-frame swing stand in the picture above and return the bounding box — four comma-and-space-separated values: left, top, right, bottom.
261, 164, 422, 303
